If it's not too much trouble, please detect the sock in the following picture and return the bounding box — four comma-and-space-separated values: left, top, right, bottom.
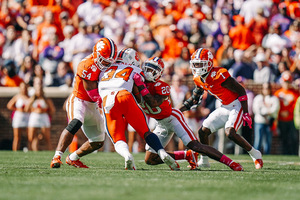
174, 151, 185, 160
248, 147, 262, 160
69, 152, 80, 161
220, 155, 233, 166
114, 140, 131, 160
145, 133, 164, 152
54, 151, 63, 158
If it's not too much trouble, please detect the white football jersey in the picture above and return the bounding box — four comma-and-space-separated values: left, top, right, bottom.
98, 62, 142, 97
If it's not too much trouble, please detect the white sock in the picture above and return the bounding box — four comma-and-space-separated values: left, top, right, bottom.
248, 147, 262, 160
200, 155, 209, 160
114, 140, 132, 160
54, 151, 63, 158
69, 152, 80, 161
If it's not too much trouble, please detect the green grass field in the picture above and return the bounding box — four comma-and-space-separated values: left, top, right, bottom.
0, 151, 300, 200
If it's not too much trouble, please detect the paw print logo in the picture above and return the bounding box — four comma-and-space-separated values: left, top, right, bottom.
211, 71, 216, 78
97, 41, 105, 51
91, 65, 97, 72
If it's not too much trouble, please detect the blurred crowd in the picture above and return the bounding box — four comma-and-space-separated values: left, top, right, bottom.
1, 0, 299, 154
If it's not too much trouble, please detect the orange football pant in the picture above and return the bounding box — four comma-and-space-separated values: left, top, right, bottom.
103, 90, 149, 144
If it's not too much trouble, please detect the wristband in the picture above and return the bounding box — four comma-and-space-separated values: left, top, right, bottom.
140, 88, 149, 96
87, 88, 100, 102
238, 95, 248, 102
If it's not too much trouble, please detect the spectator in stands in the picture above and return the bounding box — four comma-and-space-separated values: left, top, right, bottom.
33, 10, 63, 60
69, 21, 93, 74
239, 0, 270, 24
215, 35, 234, 69
229, 15, 254, 50
274, 71, 300, 155
253, 52, 276, 83
74, 0, 103, 27
253, 82, 280, 154
275, 61, 290, 83
18, 55, 36, 84
162, 24, 188, 61
15, 2, 31, 32
229, 49, 255, 80
247, 7, 269, 46
7, 82, 30, 151
270, 3, 292, 33
174, 47, 191, 76
138, 28, 161, 61
14, 29, 34, 68
262, 23, 289, 54
206, 13, 231, 50
170, 74, 189, 109
2, 25, 17, 62
26, 77, 55, 151
0, 60, 23, 87
100, 5, 125, 43
58, 25, 74, 65
40, 34, 64, 74
51, 61, 73, 88
200, 8, 218, 37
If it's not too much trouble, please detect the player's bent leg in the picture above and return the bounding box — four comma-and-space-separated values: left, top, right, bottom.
196, 127, 212, 168
187, 140, 243, 171
51, 119, 83, 168
225, 127, 263, 169
144, 132, 180, 171
114, 140, 136, 170
66, 141, 104, 168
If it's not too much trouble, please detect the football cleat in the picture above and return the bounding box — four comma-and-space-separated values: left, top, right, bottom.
197, 155, 210, 168
50, 155, 63, 168
185, 150, 198, 170
249, 150, 263, 169
66, 155, 88, 168
159, 150, 180, 171
229, 162, 244, 171
125, 155, 136, 170
254, 159, 263, 169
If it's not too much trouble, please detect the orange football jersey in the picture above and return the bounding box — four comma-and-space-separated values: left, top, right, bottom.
193, 67, 239, 105
140, 80, 172, 119
72, 54, 101, 102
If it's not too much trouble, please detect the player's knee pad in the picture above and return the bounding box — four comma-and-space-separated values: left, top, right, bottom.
66, 119, 82, 135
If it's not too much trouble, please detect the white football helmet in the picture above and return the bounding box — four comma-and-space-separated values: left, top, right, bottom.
142, 57, 164, 82
117, 48, 141, 68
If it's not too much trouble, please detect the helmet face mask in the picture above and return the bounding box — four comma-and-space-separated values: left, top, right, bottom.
190, 48, 213, 77
93, 38, 117, 70
142, 57, 164, 82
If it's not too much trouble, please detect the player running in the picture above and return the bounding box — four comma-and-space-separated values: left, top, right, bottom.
180, 48, 263, 169
98, 48, 179, 171
50, 37, 117, 168
133, 57, 244, 171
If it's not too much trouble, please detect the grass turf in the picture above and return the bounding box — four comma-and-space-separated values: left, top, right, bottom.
0, 151, 300, 200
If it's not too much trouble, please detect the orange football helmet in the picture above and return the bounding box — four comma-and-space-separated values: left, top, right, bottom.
142, 57, 164, 82
190, 48, 214, 77
93, 37, 117, 70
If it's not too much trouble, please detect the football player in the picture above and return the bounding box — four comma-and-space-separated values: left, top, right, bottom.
98, 48, 180, 170
180, 48, 263, 169
133, 57, 244, 171
50, 37, 117, 168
